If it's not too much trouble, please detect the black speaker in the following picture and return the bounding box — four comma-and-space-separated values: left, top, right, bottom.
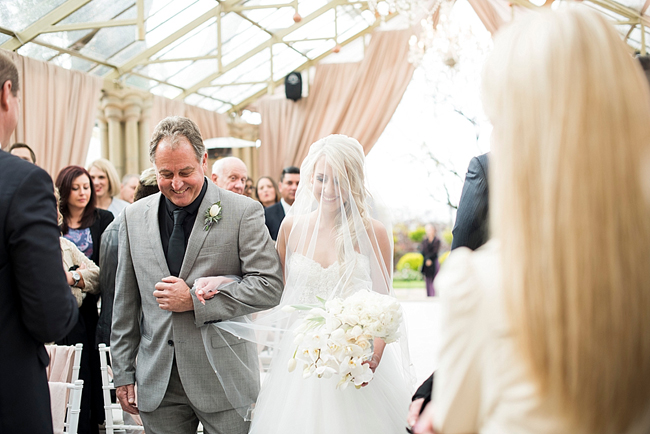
285, 71, 302, 101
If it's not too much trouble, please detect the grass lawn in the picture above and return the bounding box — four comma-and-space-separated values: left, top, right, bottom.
393, 280, 425, 289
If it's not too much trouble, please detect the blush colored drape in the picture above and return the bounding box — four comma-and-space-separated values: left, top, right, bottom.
257, 28, 415, 180
149, 95, 229, 140
2, 49, 103, 177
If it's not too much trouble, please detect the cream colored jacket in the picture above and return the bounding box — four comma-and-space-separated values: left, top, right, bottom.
59, 237, 100, 307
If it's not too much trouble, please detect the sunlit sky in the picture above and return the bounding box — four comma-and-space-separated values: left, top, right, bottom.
366, 0, 493, 226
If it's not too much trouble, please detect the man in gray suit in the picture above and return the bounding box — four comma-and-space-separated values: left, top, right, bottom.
111, 116, 283, 433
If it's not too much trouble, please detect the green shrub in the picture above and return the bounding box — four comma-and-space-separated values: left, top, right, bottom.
408, 227, 426, 243
438, 250, 450, 265
396, 252, 424, 271
442, 229, 453, 246
393, 267, 423, 281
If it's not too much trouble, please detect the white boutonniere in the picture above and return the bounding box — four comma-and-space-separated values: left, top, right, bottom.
204, 201, 222, 231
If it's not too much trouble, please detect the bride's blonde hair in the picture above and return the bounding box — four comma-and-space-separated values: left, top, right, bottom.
303, 135, 371, 263
484, 6, 650, 433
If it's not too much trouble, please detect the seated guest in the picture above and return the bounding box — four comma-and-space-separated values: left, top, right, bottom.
264, 166, 299, 240
119, 173, 139, 204
255, 176, 279, 208
56, 165, 113, 434
88, 158, 129, 216
9, 142, 36, 164
415, 7, 650, 434
244, 177, 254, 198
211, 156, 248, 194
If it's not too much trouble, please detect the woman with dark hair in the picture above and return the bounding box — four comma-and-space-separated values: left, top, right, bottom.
55, 165, 113, 434
255, 176, 280, 208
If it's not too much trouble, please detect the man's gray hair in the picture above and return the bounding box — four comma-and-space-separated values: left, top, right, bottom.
149, 116, 205, 163
0, 52, 19, 96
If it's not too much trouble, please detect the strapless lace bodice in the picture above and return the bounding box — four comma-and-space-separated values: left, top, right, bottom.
286, 253, 371, 304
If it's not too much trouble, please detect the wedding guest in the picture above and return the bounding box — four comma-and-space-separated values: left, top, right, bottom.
88, 158, 129, 216
0, 51, 78, 434
255, 176, 279, 208
264, 166, 299, 240
9, 142, 36, 164
55, 187, 100, 307
415, 6, 650, 433
211, 156, 248, 194
119, 173, 139, 204
244, 177, 254, 198
56, 165, 113, 434
419, 224, 440, 297
96, 167, 159, 348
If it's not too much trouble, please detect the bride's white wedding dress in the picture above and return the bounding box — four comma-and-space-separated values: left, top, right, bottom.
248, 252, 412, 434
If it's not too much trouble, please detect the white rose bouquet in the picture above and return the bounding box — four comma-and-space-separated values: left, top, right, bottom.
284, 289, 402, 389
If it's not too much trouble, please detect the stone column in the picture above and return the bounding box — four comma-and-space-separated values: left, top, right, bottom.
102, 93, 124, 175
139, 97, 153, 171
123, 93, 143, 175
96, 107, 109, 159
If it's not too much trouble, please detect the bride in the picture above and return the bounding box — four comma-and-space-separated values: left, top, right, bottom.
200, 135, 413, 433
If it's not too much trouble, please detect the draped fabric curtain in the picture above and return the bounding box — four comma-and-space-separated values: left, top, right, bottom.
2, 49, 103, 178
257, 28, 415, 180
149, 95, 230, 140
256, 96, 307, 179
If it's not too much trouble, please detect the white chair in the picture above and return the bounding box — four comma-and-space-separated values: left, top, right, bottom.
98, 344, 145, 434
46, 343, 84, 434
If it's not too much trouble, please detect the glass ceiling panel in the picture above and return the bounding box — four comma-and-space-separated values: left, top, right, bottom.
90, 64, 113, 76
207, 84, 258, 105
196, 97, 225, 113
221, 29, 271, 66
17, 42, 59, 62
58, 0, 137, 25
167, 59, 219, 88
135, 60, 193, 82
80, 24, 137, 60
212, 48, 271, 85
35, 29, 94, 50
0, 0, 67, 32
241, 0, 293, 5
290, 39, 336, 60
0, 34, 11, 45
339, 16, 372, 43
149, 0, 176, 17
272, 43, 308, 81
49, 53, 97, 71
108, 40, 147, 64
184, 93, 205, 106
145, 0, 214, 46
155, 20, 217, 61
231, 83, 267, 105
284, 9, 335, 40
149, 83, 183, 99
257, 7, 296, 30
125, 73, 152, 89
299, 0, 329, 17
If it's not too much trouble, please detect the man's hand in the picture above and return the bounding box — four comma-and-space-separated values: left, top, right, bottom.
413, 401, 435, 434
116, 384, 139, 415
154, 276, 194, 312
408, 398, 425, 428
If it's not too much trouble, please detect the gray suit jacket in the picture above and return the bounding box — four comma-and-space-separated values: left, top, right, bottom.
111, 180, 283, 413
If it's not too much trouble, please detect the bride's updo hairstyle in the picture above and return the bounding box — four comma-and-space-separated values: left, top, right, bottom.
484, 6, 650, 433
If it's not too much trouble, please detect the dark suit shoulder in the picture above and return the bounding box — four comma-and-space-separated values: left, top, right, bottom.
0, 151, 52, 192
264, 201, 284, 218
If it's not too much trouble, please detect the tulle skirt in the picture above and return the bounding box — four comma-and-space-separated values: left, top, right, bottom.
249, 334, 411, 434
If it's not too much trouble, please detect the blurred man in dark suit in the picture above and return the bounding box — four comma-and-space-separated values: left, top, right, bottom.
264, 166, 300, 240
0, 51, 78, 434
408, 152, 490, 430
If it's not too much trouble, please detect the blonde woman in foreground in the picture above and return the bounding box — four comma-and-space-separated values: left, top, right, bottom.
414, 6, 650, 434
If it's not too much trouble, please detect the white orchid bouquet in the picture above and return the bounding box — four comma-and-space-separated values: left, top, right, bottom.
284, 289, 402, 390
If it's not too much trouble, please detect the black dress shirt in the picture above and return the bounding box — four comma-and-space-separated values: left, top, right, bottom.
158, 179, 208, 270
